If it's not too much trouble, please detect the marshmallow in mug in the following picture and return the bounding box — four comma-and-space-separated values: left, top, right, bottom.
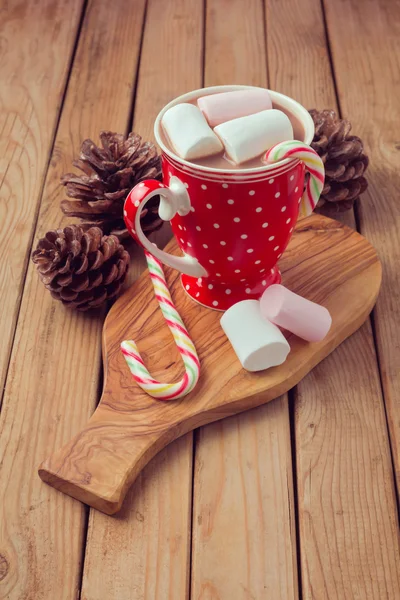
161, 103, 223, 161
260, 285, 332, 343
197, 89, 272, 127
220, 300, 290, 372
214, 109, 294, 165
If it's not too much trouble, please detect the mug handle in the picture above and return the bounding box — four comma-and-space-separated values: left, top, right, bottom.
124, 176, 208, 278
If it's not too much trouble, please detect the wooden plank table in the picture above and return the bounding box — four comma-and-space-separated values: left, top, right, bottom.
0, 0, 399, 598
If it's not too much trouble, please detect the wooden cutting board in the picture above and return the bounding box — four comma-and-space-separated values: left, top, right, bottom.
39, 214, 381, 515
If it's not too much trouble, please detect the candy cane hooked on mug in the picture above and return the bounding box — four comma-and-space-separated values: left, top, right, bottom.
121, 251, 201, 401
264, 141, 325, 218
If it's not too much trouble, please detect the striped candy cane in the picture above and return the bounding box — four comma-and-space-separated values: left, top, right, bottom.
264, 141, 325, 218
121, 251, 200, 401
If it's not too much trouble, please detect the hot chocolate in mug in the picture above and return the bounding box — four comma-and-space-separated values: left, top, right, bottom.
124, 85, 316, 310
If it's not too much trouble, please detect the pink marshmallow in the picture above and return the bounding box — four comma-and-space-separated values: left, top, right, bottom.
260, 285, 332, 343
197, 89, 272, 127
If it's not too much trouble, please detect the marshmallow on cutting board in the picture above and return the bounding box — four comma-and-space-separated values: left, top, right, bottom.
197, 89, 272, 127
162, 103, 223, 161
214, 109, 293, 165
260, 285, 332, 343
221, 300, 290, 372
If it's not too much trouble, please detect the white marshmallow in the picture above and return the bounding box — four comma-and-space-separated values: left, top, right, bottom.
162, 103, 223, 160
214, 109, 294, 165
197, 89, 272, 127
220, 300, 290, 372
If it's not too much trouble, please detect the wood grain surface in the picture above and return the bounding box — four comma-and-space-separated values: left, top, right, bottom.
296, 333, 400, 599
40, 215, 381, 514
192, 405, 298, 600
0, 0, 84, 401
325, 0, 400, 492
0, 1, 146, 598
79, 0, 204, 598
266, 2, 400, 598
191, 1, 298, 598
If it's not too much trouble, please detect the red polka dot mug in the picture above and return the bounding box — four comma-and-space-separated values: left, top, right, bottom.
124, 85, 316, 310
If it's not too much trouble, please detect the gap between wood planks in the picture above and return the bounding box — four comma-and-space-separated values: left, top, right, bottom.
187, 4, 207, 599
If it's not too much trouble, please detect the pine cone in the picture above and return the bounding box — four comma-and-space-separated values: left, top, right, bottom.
61, 131, 163, 242
32, 225, 129, 311
309, 109, 369, 212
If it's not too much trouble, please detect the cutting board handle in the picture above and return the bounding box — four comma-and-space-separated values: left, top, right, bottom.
38, 403, 166, 514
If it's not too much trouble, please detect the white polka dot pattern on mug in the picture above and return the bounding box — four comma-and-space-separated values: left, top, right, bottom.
164, 169, 300, 309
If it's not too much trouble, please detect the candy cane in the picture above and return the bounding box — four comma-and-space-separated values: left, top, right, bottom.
121, 251, 200, 400
264, 141, 325, 218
